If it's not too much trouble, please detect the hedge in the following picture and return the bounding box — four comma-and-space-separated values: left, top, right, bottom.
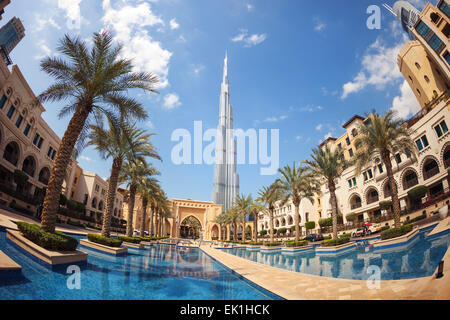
406, 214, 427, 225
345, 213, 358, 222
379, 200, 392, 211
319, 215, 343, 227
380, 224, 413, 240
87, 234, 122, 247
286, 240, 308, 247
305, 221, 316, 230
259, 230, 268, 236
407, 185, 427, 201
263, 241, 282, 247
247, 241, 263, 246
66, 199, 85, 213
118, 236, 142, 244
17, 221, 78, 251
321, 237, 350, 247
277, 227, 287, 235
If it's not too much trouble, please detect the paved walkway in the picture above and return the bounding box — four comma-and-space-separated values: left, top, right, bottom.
201, 241, 450, 300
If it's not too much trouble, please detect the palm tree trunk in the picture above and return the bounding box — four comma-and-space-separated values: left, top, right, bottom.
159, 213, 163, 236
383, 152, 401, 227
150, 204, 155, 237
294, 199, 300, 242
329, 179, 338, 240
155, 212, 160, 237
102, 157, 123, 238
253, 214, 258, 242
41, 103, 92, 233
269, 208, 274, 242
126, 183, 137, 237
140, 197, 148, 237
242, 214, 246, 242
233, 222, 237, 242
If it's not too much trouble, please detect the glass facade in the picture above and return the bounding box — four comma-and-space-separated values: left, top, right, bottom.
439, 1, 450, 18
0, 95, 6, 109
0, 19, 20, 53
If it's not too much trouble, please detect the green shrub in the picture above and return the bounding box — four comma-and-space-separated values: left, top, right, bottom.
59, 194, 67, 206
118, 236, 141, 244
247, 241, 263, 246
380, 224, 413, 240
379, 200, 392, 211
10, 202, 34, 216
319, 215, 343, 227
380, 225, 390, 232
259, 230, 267, 236
305, 221, 316, 230
286, 240, 308, 247
345, 213, 358, 222
66, 219, 86, 228
340, 233, 351, 239
66, 200, 85, 213
87, 234, 122, 247
407, 185, 427, 201
405, 214, 427, 225
13, 170, 28, 189
17, 221, 78, 251
263, 241, 282, 247
321, 237, 350, 247
277, 227, 287, 235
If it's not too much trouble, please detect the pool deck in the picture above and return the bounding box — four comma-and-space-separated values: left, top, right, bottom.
201, 242, 450, 300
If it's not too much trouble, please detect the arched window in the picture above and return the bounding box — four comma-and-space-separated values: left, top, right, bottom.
38, 167, 50, 185
98, 201, 104, 211
366, 189, 379, 204
423, 159, 439, 180
350, 195, 362, 209
92, 198, 97, 209
415, 62, 421, 69
3, 141, 20, 166
416, 88, 421, 96
430, 12, 440, 24
403, 170, 418, 190
444, 146, 450, 168
424, 75, 430, 83
22, 156, 36, 177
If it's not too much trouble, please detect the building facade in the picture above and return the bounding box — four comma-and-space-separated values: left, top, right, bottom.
0, 17, 24, 54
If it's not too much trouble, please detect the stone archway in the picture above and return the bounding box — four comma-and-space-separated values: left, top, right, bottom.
211, 224, 219, 240
180, 215, 202, 239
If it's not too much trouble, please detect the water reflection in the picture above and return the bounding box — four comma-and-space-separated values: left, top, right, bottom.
222, 230, 449, 280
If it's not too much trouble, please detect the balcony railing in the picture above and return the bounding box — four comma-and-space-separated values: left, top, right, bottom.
367, 196, 379, 205
423, 166, 440, 180
404, 178, 419, 190
351, 202, 362, 210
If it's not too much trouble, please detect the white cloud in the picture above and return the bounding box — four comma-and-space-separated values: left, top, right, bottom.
247, 4, 254, 11
316, 124, 323, 131
192, 64, 205, 76
34, 14, 61, 32
296, 136, 302, 141
57, 0, 83, 28
34, 40, 52, 60
80, 155, 93, 162
314, 18, 327, 32
231, 29, 267, 47
297, 105, 323, 113
391, 80, 421, 119
102, 0, 172, 89
341, 38, 406, 99
169, 18, 179, 30
146, 120, 154, 129
263, 115, 288, 123
163, 93, 182, 109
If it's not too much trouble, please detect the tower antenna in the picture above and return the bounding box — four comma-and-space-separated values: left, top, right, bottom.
382, 3, 397, 17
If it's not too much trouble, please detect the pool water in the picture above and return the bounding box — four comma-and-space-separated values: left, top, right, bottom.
0, 230, 281, 300
221, 228, 449, 280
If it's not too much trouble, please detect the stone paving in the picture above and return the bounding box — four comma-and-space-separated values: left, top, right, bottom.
201, 243, 450, 300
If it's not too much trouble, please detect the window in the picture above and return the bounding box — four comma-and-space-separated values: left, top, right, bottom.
47, 147, 53, 157
415, 135, 429, 151
51, 150, 56, 160
15, 115, 23, 128
6, 105, 15, 119
0, 95, 6, 109
415, 62, 421, 69
434, 120, 448, 137
405, 149, 412, 159
417, 88, 421, 96
95, 185, 99, 192
349, 148, 354, 157
430, 12, 441, 24
363, 169, 373, 182
346, 137, 350, 146
428, 34, 444, 52
440, 1, 450, 18
378, 164, 384, 174
337, 143, 342, 149
23, 124, 31, 136
424, 75, 430, 83
352, 177, 357, 187
37, 137, 43, 149
416, 21, 431, 38
395, 153, 402, 164
363, 172, 368, 181
368, 169, 373, 179
444, 51, 450, 65
33, 133, 40, 146
348, 177, 357, 188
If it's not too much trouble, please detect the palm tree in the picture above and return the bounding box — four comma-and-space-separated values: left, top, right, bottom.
353, 111, 416, 228
224, 207, 242, 242
38, 32, 158, 233
277, 162, 318, 241
214, 212, 229, 241
86, 120, 160, 238
249, 200, 266, 242
138, 177, 160, 237
148, 187, 166, 237
257, 182, 283, 242
234, 194, 253, 242
304, 145, 348, 239
119, 160, 160, 237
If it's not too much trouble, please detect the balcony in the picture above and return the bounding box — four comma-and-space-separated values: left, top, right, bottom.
404, 178, 419, 190
423, 166, 440, 180
351, 202, 362, 210
366, 196, 379, 205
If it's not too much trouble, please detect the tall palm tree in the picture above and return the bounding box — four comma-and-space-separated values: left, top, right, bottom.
148, 186, 166, 237
353, 111, 416, 228
86, 120, 160, 237
304, 145, 348, 239
138, 178, 160, 237
119, 160, 160, 237
234, 194, 253, 242
257, 182, 282, 242
38, 32, 158, 233
214, 212, 228, 241
249, 200, 266, 242
277, 162, 318, 241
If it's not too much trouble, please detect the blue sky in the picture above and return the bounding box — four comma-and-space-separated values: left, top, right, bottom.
4, 0, 428, 201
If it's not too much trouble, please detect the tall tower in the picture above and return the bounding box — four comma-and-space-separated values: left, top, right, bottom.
0, 17, 25, 54
212, 52, 240, 213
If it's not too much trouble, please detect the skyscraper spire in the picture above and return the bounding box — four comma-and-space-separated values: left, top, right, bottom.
212, 53, 239, 213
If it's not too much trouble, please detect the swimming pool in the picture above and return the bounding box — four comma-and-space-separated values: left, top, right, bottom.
0, 230, 281, 300
220, 228, 449, 280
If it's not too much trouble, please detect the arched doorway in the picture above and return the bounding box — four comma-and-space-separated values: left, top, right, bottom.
180, 216, 202, 239
38, 167, 50, 185
3, 141, 20, 166
22, 156, 36, 177
211, 224, 219, 240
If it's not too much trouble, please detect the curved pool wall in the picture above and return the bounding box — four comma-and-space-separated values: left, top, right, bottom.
220, 228, 450, 281
0, 230, 282, 300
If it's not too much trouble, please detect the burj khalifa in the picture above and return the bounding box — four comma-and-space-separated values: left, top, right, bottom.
212, 53, 239, 213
